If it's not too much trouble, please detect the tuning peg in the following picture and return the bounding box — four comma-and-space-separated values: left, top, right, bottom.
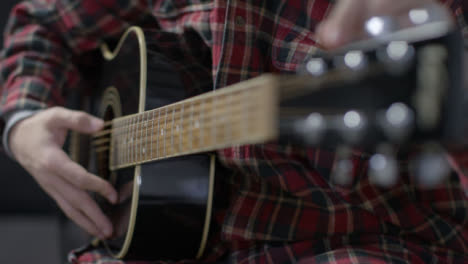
410, 144, 450, 188
344, 50, 368, 70
331, 146, 354, 186
294, 112, 326, 145
408, 3, 453, 26
409, 8, 430, 25
377, 41, 415, 74
378, 102, 415, 143
368, 144, 398, 187
334, 50, 368, 71
365, 16, 399, 37
339, 110, 367, 144
305, 58, 328, 76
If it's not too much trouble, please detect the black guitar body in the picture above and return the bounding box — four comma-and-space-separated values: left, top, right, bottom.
70, 5, 464, 261
87, 28, 215, 261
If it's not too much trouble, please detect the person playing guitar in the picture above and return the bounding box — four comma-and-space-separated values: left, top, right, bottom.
0, 0, 467, 263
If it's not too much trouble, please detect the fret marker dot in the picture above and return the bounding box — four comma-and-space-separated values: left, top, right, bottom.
195, 121, 200, 128
176, 125, 180, 132
142, 147, 146, 154
161, 129, 164, 135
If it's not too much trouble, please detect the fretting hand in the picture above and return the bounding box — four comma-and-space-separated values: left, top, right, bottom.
316, 0, 441, 49
9, 106, 118, 239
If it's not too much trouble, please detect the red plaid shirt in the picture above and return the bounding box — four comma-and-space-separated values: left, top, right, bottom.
1, 0, 468, 263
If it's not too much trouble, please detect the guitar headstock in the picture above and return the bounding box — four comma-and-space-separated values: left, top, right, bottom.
279, 3, 466, 187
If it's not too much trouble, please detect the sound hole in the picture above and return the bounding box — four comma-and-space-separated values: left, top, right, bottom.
96, 105, 114, 183
94, 105, 135, 248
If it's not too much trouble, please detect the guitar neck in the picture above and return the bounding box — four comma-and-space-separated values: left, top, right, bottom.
108, 75, 279, 170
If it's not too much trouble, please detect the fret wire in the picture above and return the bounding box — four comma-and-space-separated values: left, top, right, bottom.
119, 120, 123, 166
115, 120, 118, 167
141, 113, 145, 160
144, 111, 148, 160
128, 117, 132, 164
139, 113, 142, 162
151, 110, 155, 160
125, 118, 129, 165
123, 120, 126, 164
130, 117, 135, 163
179, 103, 184, 153
110, 121, 114, 167
138, 113, 142, 162
137, 115, 140, 162
243, 89, 248, 139
200, 98, 205, 147
157, 108, 161, 158
227, 94, 232, 142
164, 107, 168, 157
133, 115, 137, 163
126, 117, 130, 164
211, 96, 216, 146
129, 116, 133, 164
190, 101, 194, 151
140, 114, 143, 161
171, 106, 175, 156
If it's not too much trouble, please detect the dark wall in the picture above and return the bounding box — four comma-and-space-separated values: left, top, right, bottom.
0, 0, 57, 215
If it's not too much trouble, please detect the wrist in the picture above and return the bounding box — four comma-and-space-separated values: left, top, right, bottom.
3, 110, 40, 160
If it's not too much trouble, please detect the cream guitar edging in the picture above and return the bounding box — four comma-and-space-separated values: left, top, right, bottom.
98, 26, 213, 260
100, 26, 146, 260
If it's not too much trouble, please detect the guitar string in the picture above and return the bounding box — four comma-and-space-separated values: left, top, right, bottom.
92, 104, 260, 152
89, 65, 386, 165
93, 105, 261, 157
91, 90, 255, 138
93, 106, 264, 166
91, 91, 260, 142
92, 64, 383, 139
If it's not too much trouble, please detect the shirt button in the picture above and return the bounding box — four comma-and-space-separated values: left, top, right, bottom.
235, 15, 245, 26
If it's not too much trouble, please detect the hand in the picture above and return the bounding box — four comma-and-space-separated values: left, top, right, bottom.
316, 0, 439, 49
9, 106, 118, 239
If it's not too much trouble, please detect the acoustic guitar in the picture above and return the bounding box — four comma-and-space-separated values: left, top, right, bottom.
69, 4, 465, 261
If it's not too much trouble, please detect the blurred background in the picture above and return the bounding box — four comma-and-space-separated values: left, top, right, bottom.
0, 1, 87, 263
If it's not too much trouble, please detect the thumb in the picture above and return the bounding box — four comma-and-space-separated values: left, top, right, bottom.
46, 107, 104, 134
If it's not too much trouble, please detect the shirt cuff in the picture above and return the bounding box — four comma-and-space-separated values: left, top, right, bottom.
2, 110, 40, 159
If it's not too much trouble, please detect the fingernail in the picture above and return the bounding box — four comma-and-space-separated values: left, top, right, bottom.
108, 193, 118, 204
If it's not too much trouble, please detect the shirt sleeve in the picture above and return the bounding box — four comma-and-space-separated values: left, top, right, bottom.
0, 0, 153, 145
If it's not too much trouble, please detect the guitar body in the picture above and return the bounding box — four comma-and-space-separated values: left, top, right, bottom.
68, 6, 464, 261
87, 27, 215, 260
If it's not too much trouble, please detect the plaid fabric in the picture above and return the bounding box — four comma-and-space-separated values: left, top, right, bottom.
1, 0, 468, 263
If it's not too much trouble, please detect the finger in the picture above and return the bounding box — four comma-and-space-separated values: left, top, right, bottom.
317, 0, 365, 49
46, 148, 118, 204
54, 192, 106, 239
42, 176, 105, 238
46, 107, 104, 134
52, 173, 114, 238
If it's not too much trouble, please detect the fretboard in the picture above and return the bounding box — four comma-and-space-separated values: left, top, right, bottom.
108, 75, 279, 170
